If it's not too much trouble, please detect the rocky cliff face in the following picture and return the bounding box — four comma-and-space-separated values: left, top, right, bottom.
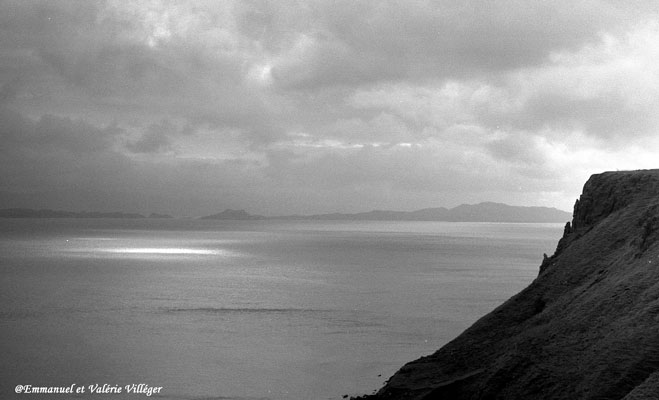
361, 170, 659, 400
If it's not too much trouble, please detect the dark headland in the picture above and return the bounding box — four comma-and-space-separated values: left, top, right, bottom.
355, 169, 659, 400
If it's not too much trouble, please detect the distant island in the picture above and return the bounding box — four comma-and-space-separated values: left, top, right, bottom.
0, 202, 571, 222
200, 209, 267, 220
200, 202, 571, 222
0, 208, 172, 219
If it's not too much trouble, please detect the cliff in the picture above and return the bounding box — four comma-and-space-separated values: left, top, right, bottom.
360, 170, 659, 400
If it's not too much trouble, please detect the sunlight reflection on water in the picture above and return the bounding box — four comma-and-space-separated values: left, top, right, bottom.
100, 247, 221, 255
60, 246, 235, 258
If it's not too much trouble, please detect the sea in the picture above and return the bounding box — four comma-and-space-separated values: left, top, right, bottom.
0, 219, 563, 400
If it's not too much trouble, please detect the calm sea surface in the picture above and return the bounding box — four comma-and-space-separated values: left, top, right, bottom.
0, 219, 563, 399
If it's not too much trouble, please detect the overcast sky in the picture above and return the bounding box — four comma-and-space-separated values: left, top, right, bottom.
2, 1, 659, 216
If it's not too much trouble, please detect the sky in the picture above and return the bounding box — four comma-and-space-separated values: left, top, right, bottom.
2, 0, 659, 216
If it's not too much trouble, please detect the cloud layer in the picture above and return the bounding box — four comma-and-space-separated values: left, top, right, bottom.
2, 0, 659, 215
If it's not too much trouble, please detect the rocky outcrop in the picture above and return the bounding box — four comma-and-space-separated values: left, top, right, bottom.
359, 170, 659, 400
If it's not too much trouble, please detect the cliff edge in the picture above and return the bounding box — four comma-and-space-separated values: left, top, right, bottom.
361, 170, 659, 400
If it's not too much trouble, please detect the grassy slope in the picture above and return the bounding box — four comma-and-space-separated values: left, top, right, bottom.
362, 170, 659, 400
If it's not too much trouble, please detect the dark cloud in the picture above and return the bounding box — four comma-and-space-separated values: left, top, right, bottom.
0, 106, 121, 190
1, 1, 659, 214
0, 78, 21, 104
0, 106, 117, 153
125, 131, 170, 154
486, 133, 547, 165
125, 120, 180, 154
0, 105, 260, 214
267, 0, 649, 89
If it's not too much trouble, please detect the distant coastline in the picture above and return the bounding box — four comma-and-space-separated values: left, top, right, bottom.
264, 202, 571, 223
0, 202, 570, 223
0, 208, 172, 219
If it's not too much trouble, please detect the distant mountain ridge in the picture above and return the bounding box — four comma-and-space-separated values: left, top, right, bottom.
200, 202, 571, 222
0, 202, 571, 222
199, 209, 266, 220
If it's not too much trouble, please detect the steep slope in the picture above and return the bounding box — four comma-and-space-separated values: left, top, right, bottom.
362, 170, 659, 400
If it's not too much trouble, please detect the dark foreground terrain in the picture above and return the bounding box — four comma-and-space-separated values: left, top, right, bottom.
359, 170, 659, 400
